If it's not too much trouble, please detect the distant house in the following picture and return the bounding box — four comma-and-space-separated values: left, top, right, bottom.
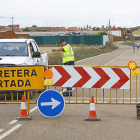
132, 29, 140, 36
0, 25, 23, 32
26, 25, 66, 32
0, 31, 29, 39
103, 27, 123, 37
66, 27, 92, 32
66, 27, 79, 31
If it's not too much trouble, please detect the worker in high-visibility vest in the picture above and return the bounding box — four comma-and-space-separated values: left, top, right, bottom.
51, 38, 75, 96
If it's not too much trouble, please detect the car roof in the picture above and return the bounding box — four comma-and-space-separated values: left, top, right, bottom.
0, 39, 34, 43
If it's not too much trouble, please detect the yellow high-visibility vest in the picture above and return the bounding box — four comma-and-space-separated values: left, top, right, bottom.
62, 44, 74, 64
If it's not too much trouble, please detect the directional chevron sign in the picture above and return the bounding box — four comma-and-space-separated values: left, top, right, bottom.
52, 66, 130, 89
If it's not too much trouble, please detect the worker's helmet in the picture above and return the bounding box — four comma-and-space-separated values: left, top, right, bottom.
59, 38, 66, 44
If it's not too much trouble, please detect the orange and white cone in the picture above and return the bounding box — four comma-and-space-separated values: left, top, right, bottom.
85, 96, 100, 121
17, 95, 32, 120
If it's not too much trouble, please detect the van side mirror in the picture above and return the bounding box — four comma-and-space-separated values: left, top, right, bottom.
32, 51, 41, 57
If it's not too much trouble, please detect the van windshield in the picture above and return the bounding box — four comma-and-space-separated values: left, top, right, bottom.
0, 42, 28, 56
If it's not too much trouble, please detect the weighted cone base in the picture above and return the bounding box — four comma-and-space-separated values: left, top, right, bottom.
85, 118, 100, 121
17, 116, 32, 120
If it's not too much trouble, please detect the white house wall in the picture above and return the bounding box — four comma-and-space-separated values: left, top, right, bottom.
103, 35, 109, 45
107, 30, 121, 37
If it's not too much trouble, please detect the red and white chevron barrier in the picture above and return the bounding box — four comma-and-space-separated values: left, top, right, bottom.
52, 66, 130, 89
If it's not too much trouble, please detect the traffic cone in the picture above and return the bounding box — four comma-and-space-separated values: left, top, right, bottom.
85, 96, 100, 121
17, 95, 32, 120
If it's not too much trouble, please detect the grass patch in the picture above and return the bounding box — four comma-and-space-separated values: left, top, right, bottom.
39, 43, 118, 65
48, 44, 117, 65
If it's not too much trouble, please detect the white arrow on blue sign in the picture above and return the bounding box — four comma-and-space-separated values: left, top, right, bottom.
37, 90, 65, 118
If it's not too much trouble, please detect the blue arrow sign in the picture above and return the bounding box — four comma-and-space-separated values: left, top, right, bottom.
37, 90, 65, 118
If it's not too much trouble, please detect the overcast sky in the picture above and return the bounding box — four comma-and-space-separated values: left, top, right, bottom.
1, 0, 140, 28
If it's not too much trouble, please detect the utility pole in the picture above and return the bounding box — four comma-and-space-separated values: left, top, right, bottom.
0, 16, 14, 31
130, 28, 133, 44
108, 19, 110, 43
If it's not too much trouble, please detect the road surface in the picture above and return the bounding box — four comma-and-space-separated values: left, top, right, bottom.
0, 41, 140, 140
